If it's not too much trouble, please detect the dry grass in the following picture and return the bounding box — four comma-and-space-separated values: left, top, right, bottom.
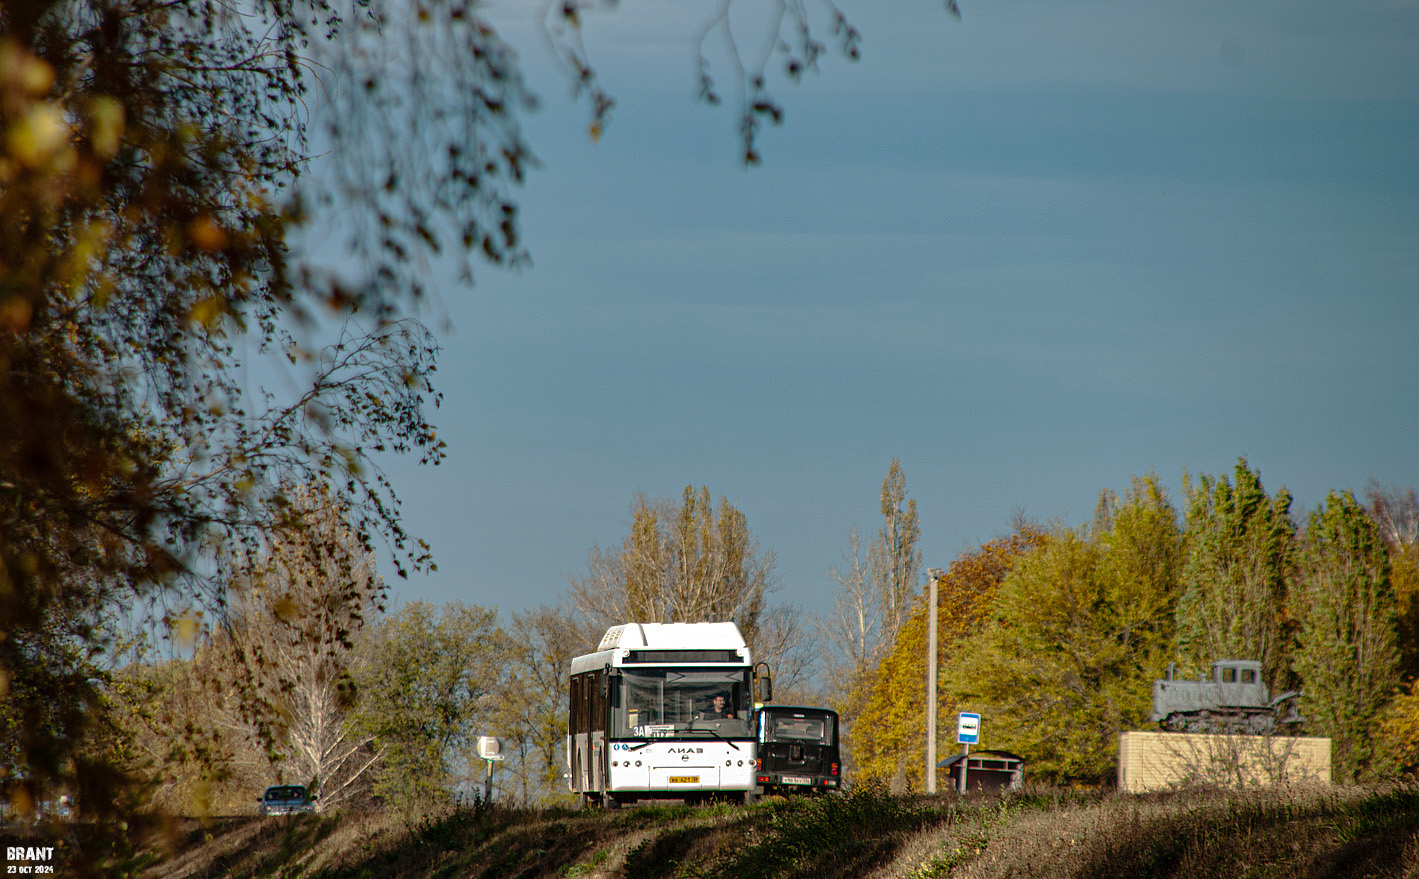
881, 785, 1419, 879
133, 784, 1419, 879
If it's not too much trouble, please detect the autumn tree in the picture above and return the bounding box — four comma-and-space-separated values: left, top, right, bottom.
106, 646, 267, 817
354, 601, 507, 813
942, 476, 1183, 784
819, 460, 922, 764
1377, 692, 1419, 777
216, 485, 384, 809
875, 460, 924, 641
1176, 459, 1296, 686
1367, 482, 1419, 776
103, 488, 384, 816
852, 525, 1046, 789
493, 604, 592, 805
1292, 490, 1400, 782
821, 526, 876, 690
1366, 481, 1419, 678
753, 603, 820, 702
1366, 482, 1419, 548
568, 486, 779, 651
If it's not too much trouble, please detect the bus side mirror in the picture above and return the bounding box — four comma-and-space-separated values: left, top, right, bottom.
756, 669, 772, 704
599, 668, 610, 698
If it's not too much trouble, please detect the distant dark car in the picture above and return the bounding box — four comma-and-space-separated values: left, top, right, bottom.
754, 706, 840, 795
258, 784, 316, 815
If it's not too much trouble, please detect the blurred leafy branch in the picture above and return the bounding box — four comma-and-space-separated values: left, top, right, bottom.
1, 0, 952, 854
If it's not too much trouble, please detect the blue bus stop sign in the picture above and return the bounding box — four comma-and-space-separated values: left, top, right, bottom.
957, 712, 980, 745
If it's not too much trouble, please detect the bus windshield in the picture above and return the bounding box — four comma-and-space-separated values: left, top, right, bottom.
761, 710, 836, 745
615, 668, 751, 739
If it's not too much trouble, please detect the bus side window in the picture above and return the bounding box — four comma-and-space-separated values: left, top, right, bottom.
580, 674, 591, 734
594, 672, 607, 733
569, 673, 581, 737
587, 675, 597, 732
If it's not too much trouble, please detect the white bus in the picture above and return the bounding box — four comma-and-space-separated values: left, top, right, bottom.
568, 622, 757, 806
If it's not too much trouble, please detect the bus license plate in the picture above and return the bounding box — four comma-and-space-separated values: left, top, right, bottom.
668, 776, 699, 784
782, 776, 812, 786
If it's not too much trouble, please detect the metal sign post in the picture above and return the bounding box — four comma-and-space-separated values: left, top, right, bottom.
956, 712, 980, 795
477, 736, 504, 803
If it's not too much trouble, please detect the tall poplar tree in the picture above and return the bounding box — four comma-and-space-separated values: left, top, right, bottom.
1176, 459, 1296, 686
568, 486, 777, 653
1293, 490, 1400, 782
820, 459, 922, 749
873, 459, 923, 641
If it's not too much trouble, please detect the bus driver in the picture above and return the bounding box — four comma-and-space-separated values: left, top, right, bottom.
700, 693, 736, 719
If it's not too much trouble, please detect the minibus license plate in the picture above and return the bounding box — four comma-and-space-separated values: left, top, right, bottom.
782, 776, 812, 786
669, 776, 699, 784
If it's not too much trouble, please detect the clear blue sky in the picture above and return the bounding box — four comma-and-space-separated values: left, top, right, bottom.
371, 0, 1419, 619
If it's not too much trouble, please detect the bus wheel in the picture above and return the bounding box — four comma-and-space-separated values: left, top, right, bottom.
579, 793, 601, 810
605, 794, 623, 810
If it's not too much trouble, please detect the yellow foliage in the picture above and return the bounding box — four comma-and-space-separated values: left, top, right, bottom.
948, 531, 1170, 782
187, 295, 227, 328
1377, 680, 1419, 774
86, 95, 125, 159
187, 215, 229, 251
852, 475, 1184, 787
852, 526, 1047, 789
170, 609, 202, 652
1393, 543, 1419, 676
7, 102, 71, 169
1, 38, 55, 95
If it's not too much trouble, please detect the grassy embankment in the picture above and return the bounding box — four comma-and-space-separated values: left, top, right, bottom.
129, 785, 1419, 879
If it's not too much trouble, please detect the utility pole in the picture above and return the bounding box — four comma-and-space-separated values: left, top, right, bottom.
926, 567, 944, 794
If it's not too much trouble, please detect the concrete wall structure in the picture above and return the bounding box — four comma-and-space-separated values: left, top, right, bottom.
1118, 731, 1331, 793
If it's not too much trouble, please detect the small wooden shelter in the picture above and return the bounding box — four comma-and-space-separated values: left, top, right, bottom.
936, 750, 1025, 793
